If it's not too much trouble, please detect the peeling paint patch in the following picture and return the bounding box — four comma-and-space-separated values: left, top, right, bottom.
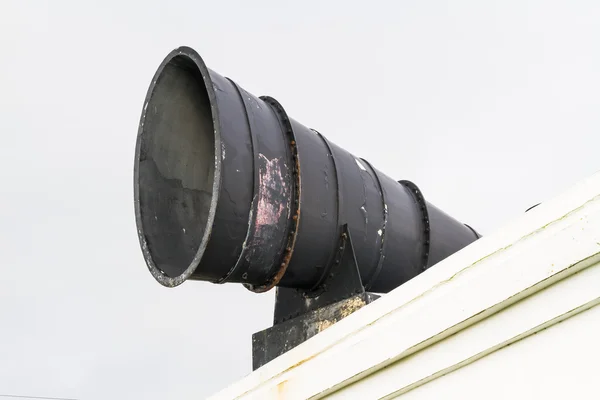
255, 154, 289, 229
245, 153, 292, 265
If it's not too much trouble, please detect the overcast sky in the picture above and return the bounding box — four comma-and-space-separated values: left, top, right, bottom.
2, 1, 600, 399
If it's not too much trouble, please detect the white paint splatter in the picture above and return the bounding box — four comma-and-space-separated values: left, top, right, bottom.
378, 229, 382, 236
355, 159, 367, 171
240, 200, 255, 251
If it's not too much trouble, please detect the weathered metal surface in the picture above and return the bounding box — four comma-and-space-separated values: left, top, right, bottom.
252, 292, 379, 371
134, 46, 480, 294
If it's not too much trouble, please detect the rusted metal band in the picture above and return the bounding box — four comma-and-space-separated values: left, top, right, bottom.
216, 79, 261, 284
399, 180, 431, 271
244, 96, 301, 293
360, 158, 388, 290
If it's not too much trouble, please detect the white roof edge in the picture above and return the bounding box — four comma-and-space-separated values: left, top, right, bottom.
209, 170, 600, 400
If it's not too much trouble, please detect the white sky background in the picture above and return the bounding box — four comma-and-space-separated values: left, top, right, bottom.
1, 0, 600, 399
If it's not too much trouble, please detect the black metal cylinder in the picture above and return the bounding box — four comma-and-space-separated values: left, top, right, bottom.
134, 46, 480, 293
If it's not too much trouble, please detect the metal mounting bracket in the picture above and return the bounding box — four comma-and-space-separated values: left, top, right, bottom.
251, 224, 380, 370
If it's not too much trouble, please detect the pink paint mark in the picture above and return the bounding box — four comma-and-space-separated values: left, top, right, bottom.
253, 154, 290, 240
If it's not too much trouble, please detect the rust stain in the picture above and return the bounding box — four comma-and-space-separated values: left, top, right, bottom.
277, 379, 288, 399
275, 349, 321, 379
